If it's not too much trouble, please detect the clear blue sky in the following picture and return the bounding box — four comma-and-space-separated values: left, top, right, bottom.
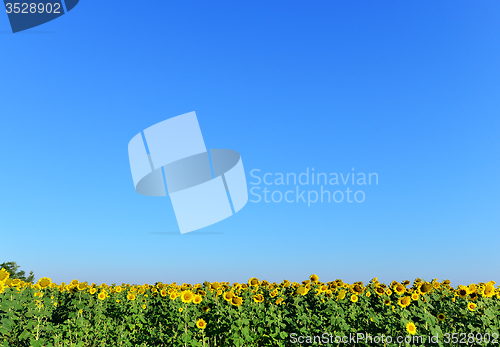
1, 1, 499, 287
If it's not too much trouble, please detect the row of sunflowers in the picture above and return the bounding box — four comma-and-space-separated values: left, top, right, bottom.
1, 268, 500, 347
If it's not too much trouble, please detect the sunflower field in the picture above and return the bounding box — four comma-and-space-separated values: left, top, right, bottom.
1, 269, 499, 347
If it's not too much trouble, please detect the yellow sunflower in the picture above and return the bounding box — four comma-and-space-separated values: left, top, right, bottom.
253, 294, 264, 303
437, 313, 445, 321
223, 291, 234, 302
196, 318, 207, 329
406, 322, 416, 335
231, 296, 243, 306
397, 296, 411, 308
181, 291, 194, 303
420, 283, 433, 294
350, 294, 358, 303
38, 277, 52, 289
248, 278, 259, 286
0, 268, 9, 282
467, 302, 477, 311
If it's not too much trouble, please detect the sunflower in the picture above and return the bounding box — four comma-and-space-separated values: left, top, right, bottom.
420, 283, 433, 294
276, 298, 284, 305
127, 293, 136, 301
366, 291, 371, 297
223, 291, 234, 302
467, 302, 477, 311
98, 292, 106, 300
375, 286, 385, 296
384, 299, 391, 305
179, 307, 183, 313
0, 268, 9, 282
193, 295, 202, 304
483, 284, 496, 298
406, 322, 416, 335
77, 282, 87, 291
457, 288, 468, 298
398, 296, 411, 308
38, 277, 52, 289
170, 293, 177, 300
231, 296, 243, 306
115, 286, 122, 293
437, 313, 446, 321
310, 274, 319, 282
196, 319, 207, 329
294, 286, 305, 295
253, 294, 264, 303
202, 305, 210, 313
337, 289, 346, 300
248, 278, 259, 286
181, 291, 194, 303
160, 289, 167, 297
394, 284, 406, 295
411, 293, 419, 301
386, 289, 392, 296
468, 292, 478, 301
352, 284, 363, 295
350, 295, 358, 303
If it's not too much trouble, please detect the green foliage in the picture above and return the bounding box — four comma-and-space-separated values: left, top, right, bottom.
0, 279, 499, 346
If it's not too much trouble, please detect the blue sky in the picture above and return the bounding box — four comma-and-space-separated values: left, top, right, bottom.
1, 0, 499, 287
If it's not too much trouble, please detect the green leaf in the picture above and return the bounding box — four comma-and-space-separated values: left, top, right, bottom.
19, 330, 32, 340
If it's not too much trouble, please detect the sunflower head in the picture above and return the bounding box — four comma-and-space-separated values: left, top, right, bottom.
253, 294, 264, 303
467, 302, 477, 311
437, 313, 446, 321
196, 318, 207, 329
406, 322, 416, 335
420, 283, 433, 294
457, 288, 468, 298
248, 278, 259, 286
181, 291, 194, 303
231, 296, 243, 306
38, 277, 52, 289
223, 291, 234, 302
0, 268, 10, 282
